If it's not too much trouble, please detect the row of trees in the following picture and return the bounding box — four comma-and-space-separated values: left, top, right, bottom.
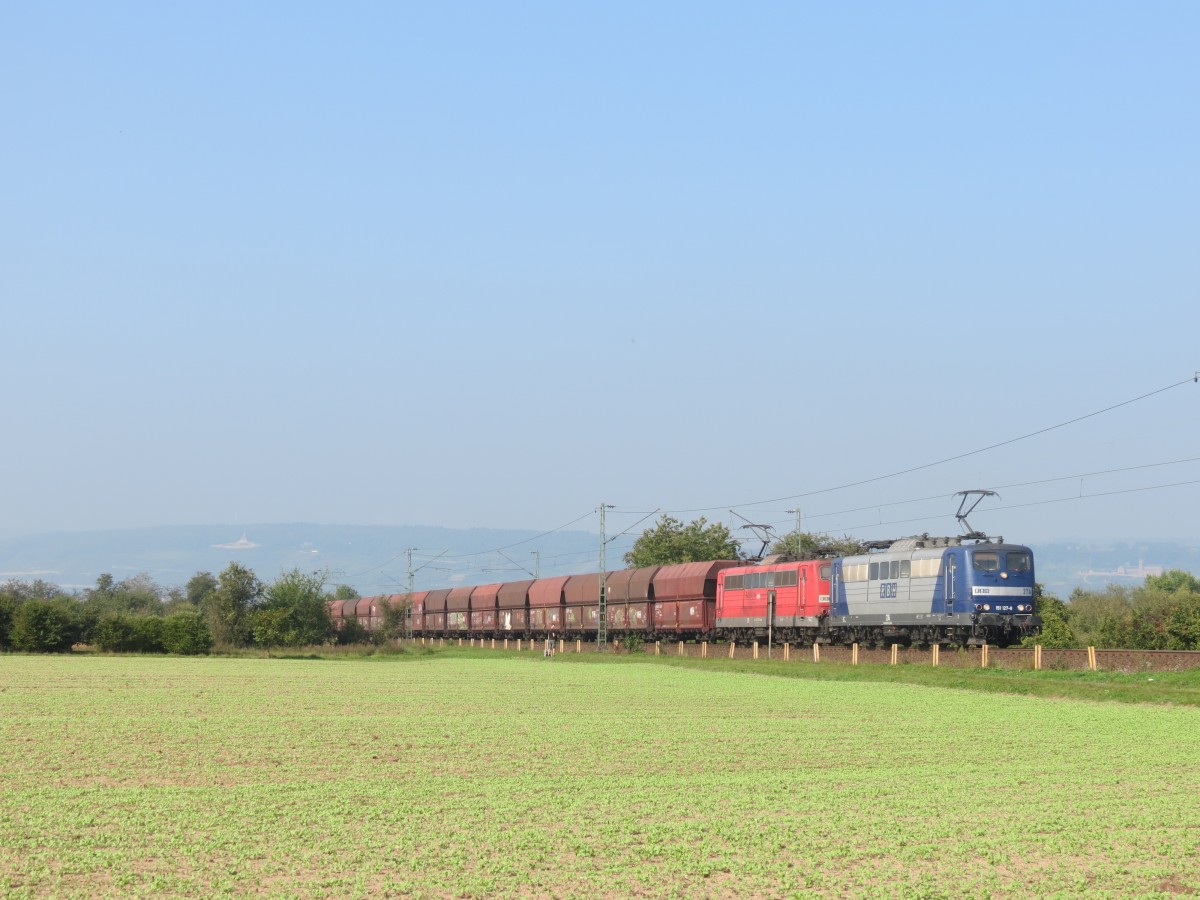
623, 514, 868, 567
0, 565, 371, 654
1034, 570, 1200, 650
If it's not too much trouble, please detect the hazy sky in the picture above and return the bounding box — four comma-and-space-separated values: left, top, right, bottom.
4, 2, 1198, 550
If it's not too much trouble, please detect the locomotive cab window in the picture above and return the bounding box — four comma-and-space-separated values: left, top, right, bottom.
820, 565, 831, 581
899, 560, 910, 578
1007, 552, 1031, 573
869, 562, 879, 580
889, 560, 900, 579
972, 551, 1001, 572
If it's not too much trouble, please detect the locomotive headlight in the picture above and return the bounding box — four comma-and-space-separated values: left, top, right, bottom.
983, 604, 991, 611
1001, 572, 1009, 580
975, 604, 983, 612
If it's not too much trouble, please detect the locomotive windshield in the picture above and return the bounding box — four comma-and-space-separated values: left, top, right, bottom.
971, 549, 1031, 574
971, 551, 1001, 572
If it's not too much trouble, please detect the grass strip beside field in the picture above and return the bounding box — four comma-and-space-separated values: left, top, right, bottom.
615, 652, 1200, 708
222, 643, 1200, 708
2, 654, 1199, 898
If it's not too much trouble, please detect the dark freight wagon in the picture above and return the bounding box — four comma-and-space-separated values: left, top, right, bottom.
563, 572, 604, 635
496, 580, 532, 634
346, 597, 368, 629
604, 566, 658, 635
446, 586, 474, 634
424, 588, 451, 634
469, 583, 501, 634
408, 590, 429, 635
651, 560, 740, 637
528, 575, 568, 634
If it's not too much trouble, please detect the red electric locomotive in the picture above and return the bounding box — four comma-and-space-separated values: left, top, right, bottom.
715, 559, 832, 643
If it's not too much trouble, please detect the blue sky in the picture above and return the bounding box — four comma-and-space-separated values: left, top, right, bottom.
3, 1, 1198, 548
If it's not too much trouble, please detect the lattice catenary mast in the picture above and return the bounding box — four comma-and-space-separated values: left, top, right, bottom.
597, 502, 614, 650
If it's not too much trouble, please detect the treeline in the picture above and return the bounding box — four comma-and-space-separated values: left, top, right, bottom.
0, 564, 391, 654
1036, 570, 1200, 649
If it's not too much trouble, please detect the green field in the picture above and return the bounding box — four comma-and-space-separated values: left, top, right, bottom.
2, 651, 1199, 898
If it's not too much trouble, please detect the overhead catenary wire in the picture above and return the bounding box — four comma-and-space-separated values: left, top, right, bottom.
348, 377, 1196, 586
823, 477, 1200, 537
758, 458, 1200, 535
436, 510, 597, 559
621, 375, 1197, 515
347, 510, 601, 578
760, 454, 1200, 531
604, 508, 661, 545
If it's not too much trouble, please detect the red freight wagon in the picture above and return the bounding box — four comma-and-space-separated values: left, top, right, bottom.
407, 590, 429, 635
563, 572, 607, 634
354, 597, 379, 631
446, 586, 474, 633
326, 599, 344, 629
384, 594, 406, 629
424, 589, 451, 634
652, 560, 740, 636
338, 597, 362, 630
528, 575, 568, 634
470, 583, 501, 634
497, 580, 533, 634
716, 560, 832, 641
604, 567, 658, 634
564, 601, 602, 633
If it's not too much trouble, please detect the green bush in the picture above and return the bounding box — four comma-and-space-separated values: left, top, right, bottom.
161, 610, 213, 655
1166, 594, 1200, 650
252, 569, 333, 648
9, 600, 80, 653
378, 601, 410, 641
94, 613, 166, 653
336, 619, 371, 645
0, 594, 17, 649
94, 614, 138, 652
134, 616, 165, 651
622, 633, 645, 653
1022, 594, 1074, 648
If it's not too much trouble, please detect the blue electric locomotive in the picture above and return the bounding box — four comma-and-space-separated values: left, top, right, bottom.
829, 535, 1039, 647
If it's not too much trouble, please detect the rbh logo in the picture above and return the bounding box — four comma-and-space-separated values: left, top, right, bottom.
879, 582, 898, 599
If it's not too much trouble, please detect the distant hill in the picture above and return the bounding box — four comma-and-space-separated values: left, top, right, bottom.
1, 526, 1196, 601
1027, 540, 1200, 599
0, 524, 635, 595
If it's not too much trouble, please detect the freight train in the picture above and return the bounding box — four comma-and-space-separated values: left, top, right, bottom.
330, 533, 1041, 648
